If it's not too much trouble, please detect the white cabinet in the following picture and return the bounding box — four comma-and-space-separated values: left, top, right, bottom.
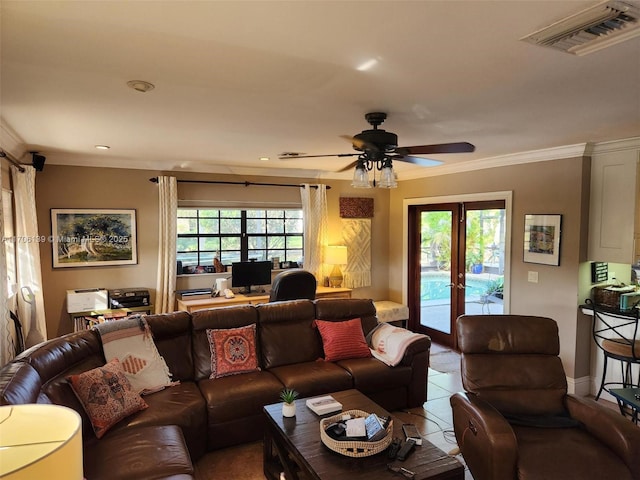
588, 141, 640, 264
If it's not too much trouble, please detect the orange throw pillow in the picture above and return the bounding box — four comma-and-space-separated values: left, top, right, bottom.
206, 324, 260, 378
315, 318, 372, 361
68, 359, 148, 438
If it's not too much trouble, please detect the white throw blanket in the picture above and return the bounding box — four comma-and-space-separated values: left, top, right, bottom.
95, 316, 176, 395
369, 323, 426, 367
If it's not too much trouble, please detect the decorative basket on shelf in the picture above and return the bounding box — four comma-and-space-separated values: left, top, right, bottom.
592, 285, 636, 309
319, 409, 393, 458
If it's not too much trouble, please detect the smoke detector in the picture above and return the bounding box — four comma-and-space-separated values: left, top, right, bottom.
521, 0, 640, 55
127, 80, 155, 93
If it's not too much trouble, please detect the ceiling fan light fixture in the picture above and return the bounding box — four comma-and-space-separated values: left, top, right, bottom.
351, 164, 371, 189
378, 165, 397, 188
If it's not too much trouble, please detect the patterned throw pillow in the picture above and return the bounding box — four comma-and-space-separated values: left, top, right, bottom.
206, 324, 260, 379
315, 318, 372, 362
68, 358, 148, 438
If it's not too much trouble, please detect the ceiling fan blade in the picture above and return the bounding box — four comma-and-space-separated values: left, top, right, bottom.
340, 134, 379, 152
335, 160, 359, 173
396, 142, 475, 156
278, 152, 359, 160
391, 155, 443, 167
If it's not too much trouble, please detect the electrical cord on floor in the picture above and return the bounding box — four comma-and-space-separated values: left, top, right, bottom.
401, 410, 461, 457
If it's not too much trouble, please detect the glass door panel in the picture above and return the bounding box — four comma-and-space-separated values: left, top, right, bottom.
419, 210, 453, 334
464, 208, 505, 316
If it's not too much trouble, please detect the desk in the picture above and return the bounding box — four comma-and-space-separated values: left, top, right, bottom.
176, 286, 352, 313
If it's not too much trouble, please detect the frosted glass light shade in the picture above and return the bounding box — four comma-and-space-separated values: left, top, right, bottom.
378, 166, 397, 188
0, 404, 83, 480
351, 166, 371, 188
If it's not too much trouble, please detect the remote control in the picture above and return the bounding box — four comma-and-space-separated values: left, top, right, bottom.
387, 438, 402, 459
396, 438, 416, 461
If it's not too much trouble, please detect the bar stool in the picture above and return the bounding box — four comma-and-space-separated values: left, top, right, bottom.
588, 300, 640, 400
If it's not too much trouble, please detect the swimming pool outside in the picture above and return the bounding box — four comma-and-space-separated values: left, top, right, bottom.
421, 271, 503, 304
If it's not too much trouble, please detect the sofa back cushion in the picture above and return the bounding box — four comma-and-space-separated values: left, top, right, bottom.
145, 311, 194, 382
258, 300, 320, 369
314, 298, 378, 335
191, 305, 259, 381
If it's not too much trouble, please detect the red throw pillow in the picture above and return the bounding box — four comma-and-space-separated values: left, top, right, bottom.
67, 358, 148, 438
315, 318, 372, 362
206, 324, 260, 378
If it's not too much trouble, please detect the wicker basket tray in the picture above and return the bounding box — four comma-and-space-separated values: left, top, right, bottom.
320, 409, 393, 458
592, 285, 636, 309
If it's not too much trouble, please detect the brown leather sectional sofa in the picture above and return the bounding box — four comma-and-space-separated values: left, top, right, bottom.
0, 298, 431, 480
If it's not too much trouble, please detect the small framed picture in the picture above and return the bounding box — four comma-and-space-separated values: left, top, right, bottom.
523, 214, 562, 266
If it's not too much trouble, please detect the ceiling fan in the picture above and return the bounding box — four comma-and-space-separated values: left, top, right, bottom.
279, 112, 475, 175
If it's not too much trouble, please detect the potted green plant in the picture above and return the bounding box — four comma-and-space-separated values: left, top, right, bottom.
280, 388, 299, 417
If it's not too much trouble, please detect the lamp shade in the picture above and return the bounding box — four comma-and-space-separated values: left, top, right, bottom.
0, 404, 83, 480
325, 245, 348, 265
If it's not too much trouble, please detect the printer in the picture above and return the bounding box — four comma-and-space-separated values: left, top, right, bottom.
67, 288, 109, 313
108, 288, 151, 309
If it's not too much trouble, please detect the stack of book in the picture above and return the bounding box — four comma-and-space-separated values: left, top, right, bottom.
306, 395, 343, 415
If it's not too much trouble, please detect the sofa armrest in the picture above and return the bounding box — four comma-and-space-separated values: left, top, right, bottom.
565, 394, 640, 476
398, 336, 431, 367
450, 392, 517, 480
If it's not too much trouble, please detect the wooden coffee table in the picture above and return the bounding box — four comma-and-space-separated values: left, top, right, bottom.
263, 389, 464, 480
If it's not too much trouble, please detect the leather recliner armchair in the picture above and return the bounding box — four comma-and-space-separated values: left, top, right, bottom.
450, 314, 640, 480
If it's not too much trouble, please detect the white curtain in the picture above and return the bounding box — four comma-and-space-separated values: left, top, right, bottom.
0, 173, 12, 365
11, 165, 47, 346
300, 183, 328, 283
155, 176, 178, 313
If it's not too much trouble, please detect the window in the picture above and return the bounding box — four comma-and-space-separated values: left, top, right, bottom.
176, 208, 303, 269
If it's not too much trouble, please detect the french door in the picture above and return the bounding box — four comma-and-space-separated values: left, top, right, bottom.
408, 200, 506, 348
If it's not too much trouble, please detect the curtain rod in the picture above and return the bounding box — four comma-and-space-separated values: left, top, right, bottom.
149, 177, 330, 189
0, 150, 25, 173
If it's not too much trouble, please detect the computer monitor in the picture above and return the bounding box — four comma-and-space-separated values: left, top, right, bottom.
231, 261, 272, 294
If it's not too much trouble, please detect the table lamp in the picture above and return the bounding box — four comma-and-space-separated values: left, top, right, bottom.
0, 404, 83, 480
325, 245, 348, 288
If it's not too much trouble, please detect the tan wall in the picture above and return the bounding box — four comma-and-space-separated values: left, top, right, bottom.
35, 158, 592, 380
35, 166, 390, 337
390, 156, 591, 379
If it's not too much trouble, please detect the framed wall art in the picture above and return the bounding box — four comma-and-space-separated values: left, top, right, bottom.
523, 214, 562, 266
51, 209, 137, 268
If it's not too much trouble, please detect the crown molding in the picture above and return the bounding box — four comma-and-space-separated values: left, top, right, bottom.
0, 118, 27, 160
401, 142, 590, 179
589, 136, 640, 154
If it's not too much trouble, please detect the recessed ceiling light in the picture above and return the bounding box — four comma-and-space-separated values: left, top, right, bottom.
356, 58, 378, 71
95, 145, 110, 150
126, 80, 155, 93
259, 157, 270, 161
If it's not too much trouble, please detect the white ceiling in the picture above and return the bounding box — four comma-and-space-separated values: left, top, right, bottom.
1, 1, 639, 181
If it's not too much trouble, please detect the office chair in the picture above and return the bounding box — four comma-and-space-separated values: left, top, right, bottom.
269, 269, 317, 302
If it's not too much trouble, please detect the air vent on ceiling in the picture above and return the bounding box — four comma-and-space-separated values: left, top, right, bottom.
521, 0, 640, 55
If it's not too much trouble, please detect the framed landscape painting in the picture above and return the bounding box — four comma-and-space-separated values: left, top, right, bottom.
523, 214, 562, 266
51, 209, 137, 268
